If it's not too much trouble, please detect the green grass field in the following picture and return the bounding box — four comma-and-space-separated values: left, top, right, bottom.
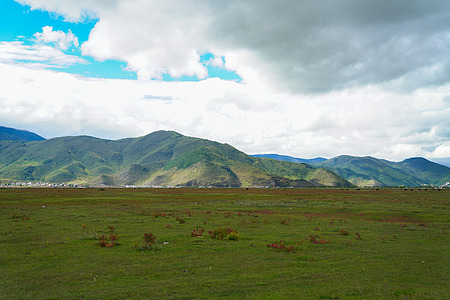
0, 188, 449, 299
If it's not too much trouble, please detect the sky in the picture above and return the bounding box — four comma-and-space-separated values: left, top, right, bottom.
0, 0, 449, 161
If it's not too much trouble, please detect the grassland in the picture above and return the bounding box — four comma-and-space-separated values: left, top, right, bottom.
0, 188, 449, 299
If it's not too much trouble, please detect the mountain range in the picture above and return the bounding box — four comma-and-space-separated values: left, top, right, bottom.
2, 125, 449, 187
254, 154, 450, 187
0, 126, 350, 187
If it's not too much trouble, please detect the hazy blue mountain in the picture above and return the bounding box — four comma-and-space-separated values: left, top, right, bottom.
251, 154, 327, 164
429, 158, 450, 168
0, 126, 45, 142
0, 129, 351, 187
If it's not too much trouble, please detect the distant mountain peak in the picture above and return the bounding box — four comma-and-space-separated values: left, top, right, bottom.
251, 154, 327, 164
0, 126, 45, 142
262, 153, 450, 187
317, 155, 450, 187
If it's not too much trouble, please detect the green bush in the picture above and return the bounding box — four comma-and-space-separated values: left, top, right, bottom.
208, 227, 239, 240
225, 232, 239, 241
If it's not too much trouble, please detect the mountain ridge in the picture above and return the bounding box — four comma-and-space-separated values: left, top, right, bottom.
4, 126, 448, 187
0, 128, 351, 187
0, 126, 46, 142
253, 154, 450, 187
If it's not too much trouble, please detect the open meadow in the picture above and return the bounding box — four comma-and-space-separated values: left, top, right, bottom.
0, 187, 449, 299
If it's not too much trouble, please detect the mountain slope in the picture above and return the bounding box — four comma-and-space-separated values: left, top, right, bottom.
0, 126, 45, 142
313, 155, 450, 187
0, 130, 351, 187
397, 157, 450, 186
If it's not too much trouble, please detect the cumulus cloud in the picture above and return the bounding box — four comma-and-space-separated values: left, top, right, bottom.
16, 0, 450, 92
33, 26, 79, 50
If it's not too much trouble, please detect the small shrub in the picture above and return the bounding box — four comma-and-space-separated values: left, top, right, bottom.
175, 216, 186, 224
97, 233, 120, 247
12, 214, 29, 221
208, 227, 239, 240
355, 232, 362, 240
339, 228, 349, 235
133, 232, 160, 251
191, 228, 204, 237
280, 218, 290, 225
268, 241, 294, 252
142, 232, 157, 244
309, 235, 329, 244
225, 232, 239, 241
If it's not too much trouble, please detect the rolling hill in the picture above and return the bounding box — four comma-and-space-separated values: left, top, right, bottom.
313, 155, 450, 187
0, 129, 351, 187
256, 153, 450, 187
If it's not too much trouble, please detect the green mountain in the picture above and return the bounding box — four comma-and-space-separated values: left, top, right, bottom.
313, 155, 450, 187
397, 157, 450, 186
0, 126, 45, 142
0, 130, 351, 187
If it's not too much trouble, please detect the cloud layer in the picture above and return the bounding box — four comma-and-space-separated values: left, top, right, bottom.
2, 0, 449, 161
17, 0, 450, 92
1, 61, 449, 160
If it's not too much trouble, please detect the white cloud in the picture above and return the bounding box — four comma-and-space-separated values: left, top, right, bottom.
33, 26, 79, 50
427, 142, 450, 159
79, 0, 210, 80
15, 0, 112, 22
16, 0, 450, 92
3, 1, 450, 161
1, 62, 450, 161
0, 40, 85, 67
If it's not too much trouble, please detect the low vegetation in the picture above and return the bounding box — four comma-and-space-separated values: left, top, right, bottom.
0, 187, 448, 298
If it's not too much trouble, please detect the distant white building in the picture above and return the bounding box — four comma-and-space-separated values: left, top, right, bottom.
440, 182, 450, 188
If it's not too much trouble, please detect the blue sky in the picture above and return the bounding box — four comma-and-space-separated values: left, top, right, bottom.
0, 0, 93, 42
0, 0, 240, 81
0, 0, 449, 161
